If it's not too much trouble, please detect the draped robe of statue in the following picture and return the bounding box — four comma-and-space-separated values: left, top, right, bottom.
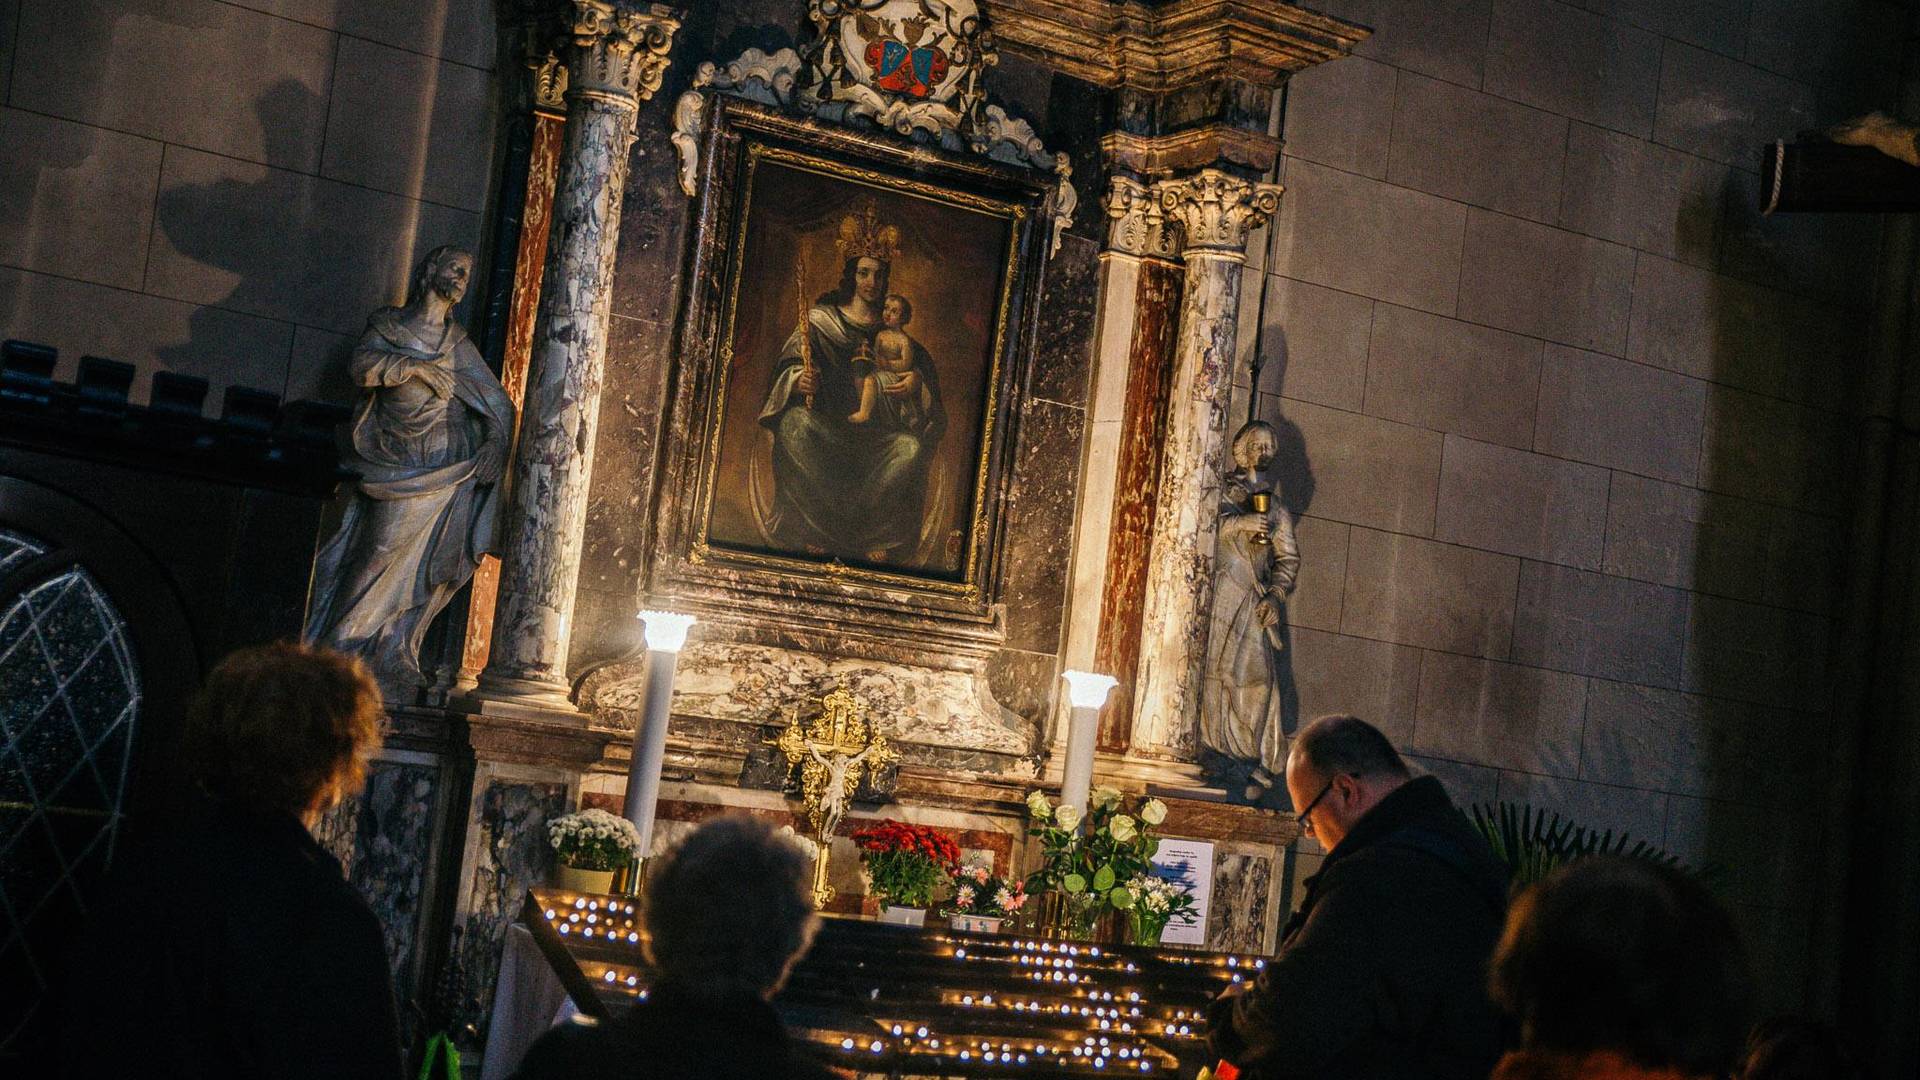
1200, 482, 1301, 790
757, 301, 945, 562
306, 310, 514, 695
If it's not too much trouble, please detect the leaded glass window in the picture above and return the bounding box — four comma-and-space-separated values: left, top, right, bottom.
0, 556, 141, 1044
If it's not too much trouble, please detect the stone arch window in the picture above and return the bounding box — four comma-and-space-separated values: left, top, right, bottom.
0, 525, 142, 1046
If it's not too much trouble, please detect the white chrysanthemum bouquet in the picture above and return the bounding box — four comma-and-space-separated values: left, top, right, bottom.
547, 808, 644, 871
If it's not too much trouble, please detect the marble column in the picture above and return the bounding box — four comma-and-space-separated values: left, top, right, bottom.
1048, 177, 1183, 784
1129, 170, 1281, 760
476, 1, 680, 708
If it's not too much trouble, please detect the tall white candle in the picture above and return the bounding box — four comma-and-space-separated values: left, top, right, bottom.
627, 611, 695, 857
1059, 670, 1117, 824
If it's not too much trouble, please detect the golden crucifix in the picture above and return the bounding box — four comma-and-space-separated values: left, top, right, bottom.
775, 688, 895, 906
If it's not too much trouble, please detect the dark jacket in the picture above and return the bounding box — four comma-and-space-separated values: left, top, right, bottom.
508, 984, 842, 1080
1208, 776, 1509, 1080
59, 793, 404, 1080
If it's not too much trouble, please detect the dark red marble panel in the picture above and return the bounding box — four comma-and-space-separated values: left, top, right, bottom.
1093, 260, 1184, 751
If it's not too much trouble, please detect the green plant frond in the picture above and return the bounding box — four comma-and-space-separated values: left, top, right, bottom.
1470, 800, 1699, 890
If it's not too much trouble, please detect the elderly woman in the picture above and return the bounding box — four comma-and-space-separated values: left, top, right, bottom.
62, 643, 402, 1080
510, 816, 838, 1080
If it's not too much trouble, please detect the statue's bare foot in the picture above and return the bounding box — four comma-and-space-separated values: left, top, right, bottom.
1243, 767, 1274, 803
865, 548, 888, 562
1830, 111, 1920, 167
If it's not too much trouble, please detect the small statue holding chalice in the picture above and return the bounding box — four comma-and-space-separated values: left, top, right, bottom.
1199, 419, 1301, 806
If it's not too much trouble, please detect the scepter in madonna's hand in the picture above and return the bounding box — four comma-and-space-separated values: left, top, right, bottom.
796, 257, 817, 410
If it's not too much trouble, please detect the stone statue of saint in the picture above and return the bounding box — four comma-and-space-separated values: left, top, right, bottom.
305, 246, 515, 699
1199, 420, 1301, 806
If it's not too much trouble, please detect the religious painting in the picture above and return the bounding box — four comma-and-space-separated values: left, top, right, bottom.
691, 138, 1027, 593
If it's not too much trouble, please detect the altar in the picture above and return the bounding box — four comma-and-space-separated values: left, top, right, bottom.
486, 885, 1266, 1078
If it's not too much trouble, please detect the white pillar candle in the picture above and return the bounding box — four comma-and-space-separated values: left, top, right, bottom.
1059, 670, 1118, 824
626, 611, 695, 856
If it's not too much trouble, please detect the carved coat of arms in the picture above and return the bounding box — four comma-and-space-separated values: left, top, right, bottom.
804, 0, 995, 139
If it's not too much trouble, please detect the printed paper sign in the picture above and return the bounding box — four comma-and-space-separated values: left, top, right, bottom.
1151, 838, 1215, 946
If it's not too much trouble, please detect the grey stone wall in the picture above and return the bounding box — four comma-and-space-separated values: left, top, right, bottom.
0, 0, 499, 405
1258, 0, 1895, 1009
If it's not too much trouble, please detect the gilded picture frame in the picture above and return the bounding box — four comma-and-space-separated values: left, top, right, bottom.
648, 100, 1050, 658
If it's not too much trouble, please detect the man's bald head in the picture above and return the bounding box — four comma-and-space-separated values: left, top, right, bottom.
1286, 714, 1411, 851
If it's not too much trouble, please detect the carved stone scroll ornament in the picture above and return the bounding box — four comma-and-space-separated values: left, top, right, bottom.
669, 13, 1077, 254
1104, 175, 1179, 260
567, 0, 678, 104
1152, 169, 1283, 258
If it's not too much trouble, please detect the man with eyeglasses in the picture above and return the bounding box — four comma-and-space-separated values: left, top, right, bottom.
1206, 714, 1509, 1080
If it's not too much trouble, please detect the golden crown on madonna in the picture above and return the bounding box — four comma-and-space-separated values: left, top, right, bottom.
835, 199, 902, 263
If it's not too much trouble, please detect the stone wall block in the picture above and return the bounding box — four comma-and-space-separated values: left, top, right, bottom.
1281, 398, 1444, 536
1485, 0, 1662, 135
1340, 529, 1520, 658
1388, 73, 1570, 223
1626, 254, 1863, 411
1268, 158, 1467, 317
1250, 274, 1373, 413
1309, 0, 1492, 88
1653, 42, 1819, 170
1364, 304, 1544, 450
1434, 434, 1609, 569
1407, 753, 1502, 810
321, 36, 497, 212
1287, 515, 1349, 633
1570, 0, 1747, 58
1699, 385, 1845, 516
1747, 0, 1903, 99
1534, 344, 1706, 484
284, 325, 357, 404
1288, 626, 1422, 748
1558, 122, 1727, 266
1496, 769, 1670, 846
1458, 210, 1635, 353
14, 0, 335, 172
235, 0, 496, 68
1412, 650, 1588, 775
1510, 560, 1689, 687
1683, 594, 1831, 710
0, 109, 162, 291
0, 265, 294, 402
146, 147, 480, 335
1281, 54, 1395, 180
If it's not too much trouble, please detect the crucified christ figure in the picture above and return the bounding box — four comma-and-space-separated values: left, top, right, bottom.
807, 740, 877, 836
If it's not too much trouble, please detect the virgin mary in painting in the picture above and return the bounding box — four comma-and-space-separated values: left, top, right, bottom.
756, 201, 948, 565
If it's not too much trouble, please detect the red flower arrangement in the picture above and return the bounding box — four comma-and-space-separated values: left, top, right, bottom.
851, 820, 961, 908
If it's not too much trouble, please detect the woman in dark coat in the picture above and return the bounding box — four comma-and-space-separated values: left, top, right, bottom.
508, 816, 840, 1080
60, 643, 403, 1080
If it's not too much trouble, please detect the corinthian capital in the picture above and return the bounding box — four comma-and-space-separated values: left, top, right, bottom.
568, 0, 681, 104
1153, 170, 1283, 257
1105, 176, 1181, 260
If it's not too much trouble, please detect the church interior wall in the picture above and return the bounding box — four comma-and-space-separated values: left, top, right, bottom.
6, 0, 1917, 1057
0, 0, 502, 408
1246, 0, 1901, 1013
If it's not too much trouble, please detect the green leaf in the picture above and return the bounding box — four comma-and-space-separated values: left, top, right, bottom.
1092, 865, 1115, 892
1063, 873, 1087, 894
1108, 886, 1136, 910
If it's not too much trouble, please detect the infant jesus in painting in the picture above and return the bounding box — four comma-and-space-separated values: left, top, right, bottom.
847, 293, 934, 430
